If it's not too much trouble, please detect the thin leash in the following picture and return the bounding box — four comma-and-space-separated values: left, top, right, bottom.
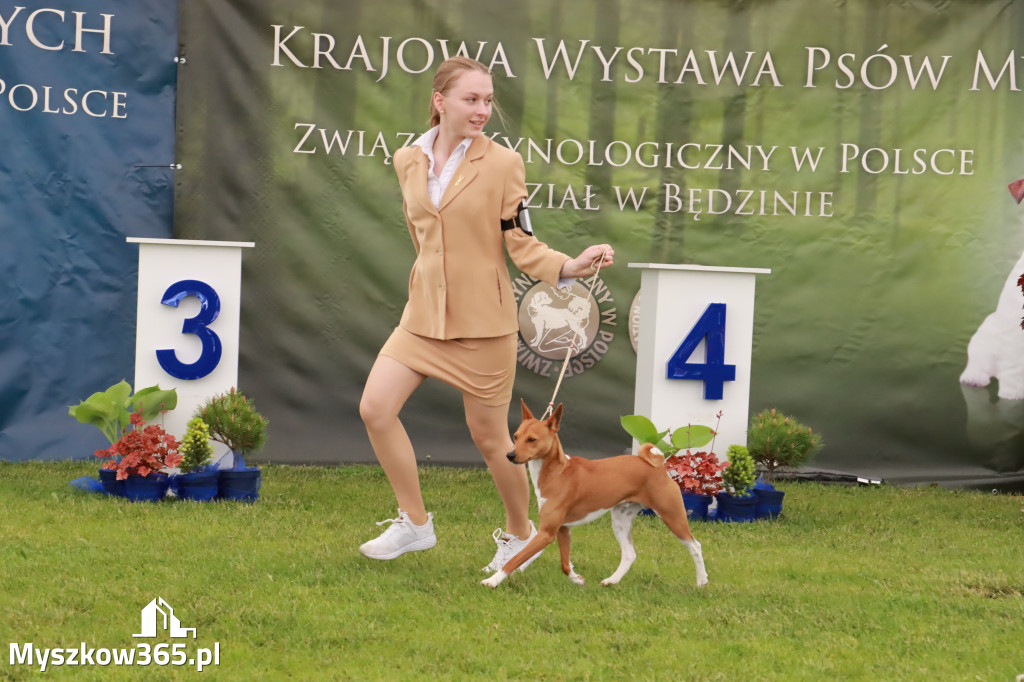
540, 249, 609, 420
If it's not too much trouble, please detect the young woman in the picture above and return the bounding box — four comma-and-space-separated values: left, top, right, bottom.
358, 57, 614, 571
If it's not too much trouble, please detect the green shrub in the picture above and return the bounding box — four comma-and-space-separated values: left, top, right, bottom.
722, 444, 756, 495
747, 409, 823, 483
195, 388, 268, 454
179, 417, 215, 473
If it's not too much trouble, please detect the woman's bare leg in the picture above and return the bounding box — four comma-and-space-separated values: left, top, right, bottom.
359, 355, 429, 524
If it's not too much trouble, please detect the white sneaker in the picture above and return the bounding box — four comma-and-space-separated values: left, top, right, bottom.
481, 521, 543, 573
359, 511, 437, 560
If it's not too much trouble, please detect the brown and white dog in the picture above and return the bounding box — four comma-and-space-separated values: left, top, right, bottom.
481, 400, 709, 589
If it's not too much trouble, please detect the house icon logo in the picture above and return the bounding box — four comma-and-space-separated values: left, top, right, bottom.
133, 597, 196, 639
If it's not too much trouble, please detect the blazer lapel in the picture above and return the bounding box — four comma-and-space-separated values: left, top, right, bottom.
405, 148, 440, 218
438, 136, 487, 211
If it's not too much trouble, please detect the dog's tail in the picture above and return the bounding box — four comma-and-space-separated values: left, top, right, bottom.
637, 443, 665, 468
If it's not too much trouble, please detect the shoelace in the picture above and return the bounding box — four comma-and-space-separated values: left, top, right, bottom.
375, 514, 407, 535
484, 528, 517, 571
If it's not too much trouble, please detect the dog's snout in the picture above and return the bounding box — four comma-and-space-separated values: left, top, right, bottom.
506, 450, 518, 464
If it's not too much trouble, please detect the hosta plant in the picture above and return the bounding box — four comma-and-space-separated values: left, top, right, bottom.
69, 380, 177, 444
619, 414, 716, 457
622, 412, 724, 495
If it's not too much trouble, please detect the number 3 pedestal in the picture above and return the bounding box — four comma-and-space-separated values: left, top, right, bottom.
129, 238, 255, 439
630, 263, 771, 459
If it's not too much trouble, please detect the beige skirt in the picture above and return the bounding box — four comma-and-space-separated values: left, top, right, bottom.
379, 326, 518, 407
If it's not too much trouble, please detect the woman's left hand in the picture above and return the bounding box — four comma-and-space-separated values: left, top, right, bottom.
560, 244, 615, 279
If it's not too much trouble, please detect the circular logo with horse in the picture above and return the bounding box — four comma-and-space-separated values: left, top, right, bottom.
511, 272, 617, 378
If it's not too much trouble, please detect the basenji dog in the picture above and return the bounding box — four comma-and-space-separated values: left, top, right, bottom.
481, 400, 709, 589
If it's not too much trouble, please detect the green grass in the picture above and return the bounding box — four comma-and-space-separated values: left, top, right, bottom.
1, 461, 1023, 681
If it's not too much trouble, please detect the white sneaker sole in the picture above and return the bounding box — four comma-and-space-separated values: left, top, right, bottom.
359, 535, 437, 560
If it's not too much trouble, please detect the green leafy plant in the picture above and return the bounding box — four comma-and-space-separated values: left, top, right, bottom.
195, 388, 269, 454
69, 380, 177, 444
622, 412, 724, 495
620, 415, 715, 456
747, 409, 824, 483
94, 410, 181, 479
721, 444, 756, 495
179, 417, 215, 473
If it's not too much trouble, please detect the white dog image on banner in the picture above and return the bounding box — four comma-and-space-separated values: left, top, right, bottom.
526, 290, 592, 351
959, 248, 1024, 400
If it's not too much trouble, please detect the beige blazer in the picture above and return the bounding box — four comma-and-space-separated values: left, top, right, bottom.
392, 135, 571, 340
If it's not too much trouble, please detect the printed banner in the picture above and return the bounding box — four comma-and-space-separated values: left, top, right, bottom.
173, 0, 1024, 486
0, 1, 178, 460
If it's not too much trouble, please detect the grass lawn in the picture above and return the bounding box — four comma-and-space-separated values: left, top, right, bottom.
1, 460, 1022, 681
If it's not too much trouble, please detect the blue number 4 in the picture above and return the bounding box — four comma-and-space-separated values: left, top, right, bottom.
666, 303, 736, 400
156, 279, 223, 381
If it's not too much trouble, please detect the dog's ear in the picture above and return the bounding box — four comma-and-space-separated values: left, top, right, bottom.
520, 398, 534, 421
548, 403, 564, 431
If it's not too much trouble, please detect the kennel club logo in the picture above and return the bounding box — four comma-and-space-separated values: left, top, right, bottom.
512, 272, 616, 377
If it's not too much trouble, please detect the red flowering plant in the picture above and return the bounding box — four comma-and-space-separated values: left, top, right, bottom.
664, 449, 726, 496
621, 411, 726, 496
94, 410, 182, 480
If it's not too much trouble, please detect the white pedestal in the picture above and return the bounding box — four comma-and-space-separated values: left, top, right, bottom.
129, 238, 255, 438
630, 263, 770, 459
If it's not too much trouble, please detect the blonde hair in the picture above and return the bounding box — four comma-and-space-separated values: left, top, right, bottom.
428, 57, 500, 129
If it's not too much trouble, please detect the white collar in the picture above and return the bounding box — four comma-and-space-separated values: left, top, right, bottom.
412, 126, 472, 163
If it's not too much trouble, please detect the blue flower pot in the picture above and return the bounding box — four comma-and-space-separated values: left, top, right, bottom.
218, 468, 261, 502
716, 492, 757, 523
97, 468, 125, 497
753, 487, 786, 519
681, 492, 712, 521
176, 469, 221, 502
123, 473, 170, 502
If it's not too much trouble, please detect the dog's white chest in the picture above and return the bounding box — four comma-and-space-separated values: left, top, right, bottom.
527, 460, 547, 510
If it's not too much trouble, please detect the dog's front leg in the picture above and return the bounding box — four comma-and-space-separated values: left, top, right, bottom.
481, 529, 556, 588
557, 526, 585, 585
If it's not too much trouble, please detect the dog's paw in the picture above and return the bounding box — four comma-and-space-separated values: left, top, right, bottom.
959, 369, 992, 388
481, 571, 507, 588
568, 572, 585, 586
696, 574, 709, 588
600, 577, 620, 586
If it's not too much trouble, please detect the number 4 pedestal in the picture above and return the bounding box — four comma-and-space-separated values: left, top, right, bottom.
630, 263, 771, 459
129, 238, 255, 439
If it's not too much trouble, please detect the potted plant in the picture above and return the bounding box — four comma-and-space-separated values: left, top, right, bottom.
621, 412, 723, 520
195, 388, 269, 501
664, 449, 725, 520
716, 444, 757, 522
746, 409, 823, 519
94, 410, 181, 501
174, 417, 219, 501
69, 380, 177, 496
746, 408, 824, 483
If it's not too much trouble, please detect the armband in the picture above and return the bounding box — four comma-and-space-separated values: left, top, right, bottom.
500, 202, 533, 236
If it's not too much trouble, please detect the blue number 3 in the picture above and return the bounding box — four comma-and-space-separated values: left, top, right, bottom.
666, 302, 736, 400
156, 279, 223, 380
